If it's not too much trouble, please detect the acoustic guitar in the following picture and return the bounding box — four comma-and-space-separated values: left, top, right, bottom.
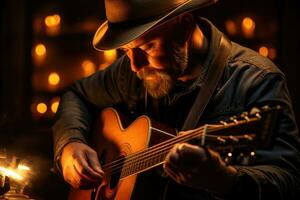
68, 106, 281, 200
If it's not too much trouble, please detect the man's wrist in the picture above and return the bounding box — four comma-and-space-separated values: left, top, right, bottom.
54, 139, 86, 176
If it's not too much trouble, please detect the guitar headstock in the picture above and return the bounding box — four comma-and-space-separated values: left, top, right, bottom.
203, 105, 282, 152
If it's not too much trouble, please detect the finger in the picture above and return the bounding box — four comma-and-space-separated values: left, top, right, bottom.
70, 163, 102, 189
177, 143, 208, 161
70, 172, 99, 189
86, 150, 105, 175
165, 144, 181, 165
74, 153, 103, 181
163, 162, 181, 184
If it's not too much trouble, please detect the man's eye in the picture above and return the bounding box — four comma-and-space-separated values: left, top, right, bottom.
144, 43, 155, 51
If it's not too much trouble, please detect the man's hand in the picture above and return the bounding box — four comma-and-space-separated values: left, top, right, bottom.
164, 143, 238, 195
60, 142, 104, 189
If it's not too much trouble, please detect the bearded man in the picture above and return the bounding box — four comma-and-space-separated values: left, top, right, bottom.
53, 0, 300, 199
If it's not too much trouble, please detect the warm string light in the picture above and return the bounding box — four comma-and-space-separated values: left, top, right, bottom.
104, 50, 117, 63
225, 17, 277, 60
225, 17, 256, 38
31, 97, 60, 117
35, 43, 46, 57
44, 14, 61, 36
32, 43, 47, 65
259, 46, 269, 57
241, 17, 255, 38
48, 72, 60, 86
258, 46, 277, 60
51, 97, 60, 113
82, 59, 96, 76
44, 14, 61, 27
36, 103, 47, 114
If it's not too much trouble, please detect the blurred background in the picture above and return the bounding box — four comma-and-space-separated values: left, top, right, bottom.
0, 0, 299, 199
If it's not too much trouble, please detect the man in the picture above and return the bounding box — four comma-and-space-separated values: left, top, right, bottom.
53, 0, 300, 199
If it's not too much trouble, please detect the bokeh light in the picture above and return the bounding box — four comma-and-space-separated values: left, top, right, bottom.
51, 98, 60, 113
259, 46, 269, 57
242, 17, 255, 38
82, 59, 96, 77
48, 72, 60, 86
44, 14, 61, 27
104, 49, 117, 63
35, 43, 46, 57
36, 103, 47, 114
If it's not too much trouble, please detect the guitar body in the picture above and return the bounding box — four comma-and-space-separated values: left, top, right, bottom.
68, 108, 174, 200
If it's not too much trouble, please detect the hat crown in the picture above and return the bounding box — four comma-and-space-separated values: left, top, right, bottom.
105, 0, 189, 23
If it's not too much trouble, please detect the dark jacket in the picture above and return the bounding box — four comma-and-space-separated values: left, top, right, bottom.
53, 18, 300, 200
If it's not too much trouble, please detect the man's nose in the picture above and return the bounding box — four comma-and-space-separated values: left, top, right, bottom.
128, 48, 149, 72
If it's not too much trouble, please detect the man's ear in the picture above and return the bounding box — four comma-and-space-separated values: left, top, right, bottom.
175, 13, 195, 45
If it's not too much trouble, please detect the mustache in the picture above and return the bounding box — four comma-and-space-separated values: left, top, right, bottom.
136, 68, 169, 79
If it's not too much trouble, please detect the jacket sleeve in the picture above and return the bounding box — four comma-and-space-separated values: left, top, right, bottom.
229, 71, 300, 200
52, 55, 132, 174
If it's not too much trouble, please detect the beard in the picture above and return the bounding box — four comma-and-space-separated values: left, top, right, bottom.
136, 43, 188, 98
137, 68, 173, 98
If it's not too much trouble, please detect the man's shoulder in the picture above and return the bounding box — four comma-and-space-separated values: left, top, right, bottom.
228, 42, 283, 76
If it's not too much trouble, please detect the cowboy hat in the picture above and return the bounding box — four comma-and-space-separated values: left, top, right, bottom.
93, 0, 218, 51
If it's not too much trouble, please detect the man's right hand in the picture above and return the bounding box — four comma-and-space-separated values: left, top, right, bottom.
60, 142, 104, 189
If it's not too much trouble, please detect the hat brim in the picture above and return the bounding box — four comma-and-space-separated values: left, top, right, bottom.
93, 0, 217, 51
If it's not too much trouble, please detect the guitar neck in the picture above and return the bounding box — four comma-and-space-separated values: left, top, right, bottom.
104, 116, 260, 179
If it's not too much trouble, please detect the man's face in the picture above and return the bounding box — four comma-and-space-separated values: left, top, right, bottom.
120, 23, 188, 98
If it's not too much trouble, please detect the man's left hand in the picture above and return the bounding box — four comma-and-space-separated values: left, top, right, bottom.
164, 143, 238, 195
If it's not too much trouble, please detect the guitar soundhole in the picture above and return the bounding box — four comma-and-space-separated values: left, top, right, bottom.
109, 155, 125, 189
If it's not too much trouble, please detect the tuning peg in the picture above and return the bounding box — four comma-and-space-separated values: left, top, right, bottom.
240, 111, 248, 117
220, 120, 228, 126
250, 107, 260, 114
255, 113, 262, 119
229, 135, 239, 142
229, 116, 238, 124
217, 136, 226, 143
243, 134, 254, 140
240, 112, 250, 122
262, 105, 270, 111
244, 115, 250, 122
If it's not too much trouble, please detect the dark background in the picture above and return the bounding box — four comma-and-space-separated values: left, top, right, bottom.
0, 0, 299, 199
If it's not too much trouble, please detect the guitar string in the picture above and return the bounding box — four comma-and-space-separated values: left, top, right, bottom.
102, 117, 257, 176
100, 126, 207, 171
103, 123, 232, 172
119, 133, 219, 178
107, 132, 254, 178
107, 132, 232, 177
102, 123, 234, 174
102, 125, 227, 175
101, 126, 204, 172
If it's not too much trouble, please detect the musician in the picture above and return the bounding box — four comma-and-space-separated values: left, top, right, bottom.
53, 0, 300, 199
